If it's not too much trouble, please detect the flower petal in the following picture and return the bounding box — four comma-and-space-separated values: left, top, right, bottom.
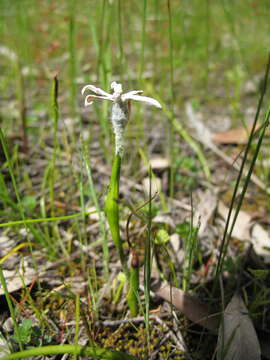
123, 94, 162, 108
84, 94, 113, 106
81, 84, 111, 97
122, 90, 143, 101
111, 81, 123, 94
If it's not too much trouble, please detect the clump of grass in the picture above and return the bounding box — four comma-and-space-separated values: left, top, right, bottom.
216, 53, 270, 277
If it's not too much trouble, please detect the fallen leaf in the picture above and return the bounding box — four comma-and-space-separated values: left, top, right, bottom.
194, 189, 217, 236
218, 202, 270, 263
185, 103, 270, 194
212, 125, 260, 145
152, 213, 175, 228
149, 157, 170, 171
142, 176, 162, 195
155, 284, 220, 331
217, 293, 261, 360
0, 268, 36, 295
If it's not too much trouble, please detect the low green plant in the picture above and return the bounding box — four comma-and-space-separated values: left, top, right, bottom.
10, 319, 50, 348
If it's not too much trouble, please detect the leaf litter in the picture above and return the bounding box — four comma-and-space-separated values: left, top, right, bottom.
217, 293, 261, 360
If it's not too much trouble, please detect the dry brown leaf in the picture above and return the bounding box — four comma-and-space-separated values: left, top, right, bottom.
149, 157, 170, 171
218, 202, 270, 263
212, 125, 260, 145
194, 189, 217, 236
142, 176, 162, 195
217, 293, 261, 360
155, 285, 220, 331
185, 103, 269, 194
0, 268, 36, 295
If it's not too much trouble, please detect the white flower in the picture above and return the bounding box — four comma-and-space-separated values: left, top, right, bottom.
81, 81, 162, 155
81, 81, 162, 109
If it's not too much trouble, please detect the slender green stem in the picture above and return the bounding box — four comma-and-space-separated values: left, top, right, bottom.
15, 59, 27, 153
0, 129, 38, 271
0, 210, 96, 228
0, 265, 23, 351
105, 154, 127, 274
183, 194, 199, 291
49, 76, 59, 216
143, 84, 211, 179
167, 0, 176, 198
126, 250, 140, 317
74, 294, 80, 360
216, 53, 270, 276
139, 0, 147, 79
83, 141, 109, 277
68, 0, 77, 119
144, 168, 153, 355
0, 344, 139, 360
117, 0, 124, 80
0, 129, 25, 220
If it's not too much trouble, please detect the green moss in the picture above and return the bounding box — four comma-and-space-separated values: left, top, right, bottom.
97, 323, 184, 359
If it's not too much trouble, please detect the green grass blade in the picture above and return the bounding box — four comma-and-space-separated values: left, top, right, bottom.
0, 265, 23, 351
0, 210, 96, 228
82, 141, 109, 277
144, 168, 153, 355
216, 53, 270, 276
0, 344, 139, 360
139, 0, 147, 79
104, 154, 127, 274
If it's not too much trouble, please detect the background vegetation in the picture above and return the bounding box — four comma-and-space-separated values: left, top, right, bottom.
0, 0, 270, 359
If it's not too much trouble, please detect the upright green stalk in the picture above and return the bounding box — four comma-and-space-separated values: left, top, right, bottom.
167, 0, 176, 198
144, 168, 153, 354
49, 76, 59, 216
139, 0, 147, 79
183, 195, 199, 292
0, 265, 23, 351
216, 54, 270, 277
68, 0, 77, 120
74, 293, 80, 360
117, 0, 124, 80
104, 154, 127, 273
83, 143, 109, 277
15, 59, 27, 153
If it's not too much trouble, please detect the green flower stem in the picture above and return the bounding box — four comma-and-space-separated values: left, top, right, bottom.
126, 250, 140, 317
105, 154, 127, 274
105, 155, 140, 315
1, 344, 139, 360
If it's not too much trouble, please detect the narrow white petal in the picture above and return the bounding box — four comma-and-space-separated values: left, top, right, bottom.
84, 94, 113, 106
85, 97, 93, 106
81, 84, 111, 97
122, 90, 143, 101
124, 94, 162, 108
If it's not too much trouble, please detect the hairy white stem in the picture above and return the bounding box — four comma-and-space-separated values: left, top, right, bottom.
111, 101, 129, 156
